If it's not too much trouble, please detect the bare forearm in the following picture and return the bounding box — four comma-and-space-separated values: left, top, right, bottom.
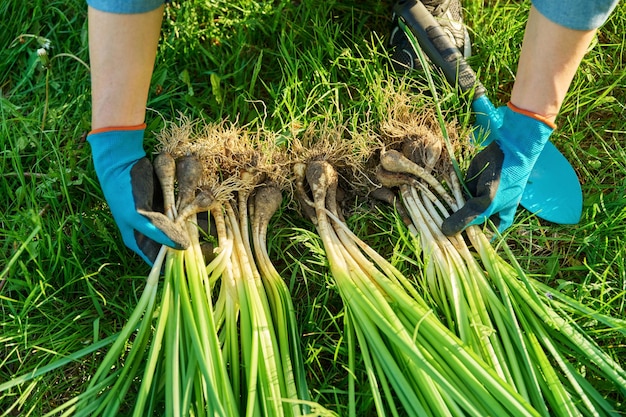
510, 6, 597, 123
88, 6, 164, 129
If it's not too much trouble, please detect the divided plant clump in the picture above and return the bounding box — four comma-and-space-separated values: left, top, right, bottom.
368, 97, 626, 416
36, 119, 314, 416
291, 128, 538, 417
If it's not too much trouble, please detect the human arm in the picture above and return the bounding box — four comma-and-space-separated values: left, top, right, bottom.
441, 4, 614, 235
510, 6, 598, 124
87, 3, 189, 264
88, 4, 163, 129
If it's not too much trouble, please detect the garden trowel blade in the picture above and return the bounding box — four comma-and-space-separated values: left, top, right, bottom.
520, 142, 583, 224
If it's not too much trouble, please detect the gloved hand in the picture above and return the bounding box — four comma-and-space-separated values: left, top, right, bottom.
88, 125, 189, 265
441, 103, 555, 236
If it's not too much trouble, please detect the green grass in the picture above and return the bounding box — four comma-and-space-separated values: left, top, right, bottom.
1, 0, 625, 415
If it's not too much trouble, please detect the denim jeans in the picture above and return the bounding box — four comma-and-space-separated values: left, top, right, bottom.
533, 0, 620, 30
87, 0, 167, 14
86, 0, 619, 30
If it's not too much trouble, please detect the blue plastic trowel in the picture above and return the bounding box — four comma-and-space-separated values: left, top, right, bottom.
392, 0, 583, 225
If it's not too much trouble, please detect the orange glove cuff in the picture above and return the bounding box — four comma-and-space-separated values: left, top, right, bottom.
89, 123, 147, 135
507, 102, 557, 130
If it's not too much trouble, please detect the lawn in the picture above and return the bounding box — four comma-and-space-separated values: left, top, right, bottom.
1, 0, 625, 415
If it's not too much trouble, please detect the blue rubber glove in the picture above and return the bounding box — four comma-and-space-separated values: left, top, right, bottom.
471, 95, 504, 146
441, 103, 555, 236
88, 126, 189, 264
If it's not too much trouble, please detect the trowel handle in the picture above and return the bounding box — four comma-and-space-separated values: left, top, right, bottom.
393, 0, 486, 98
